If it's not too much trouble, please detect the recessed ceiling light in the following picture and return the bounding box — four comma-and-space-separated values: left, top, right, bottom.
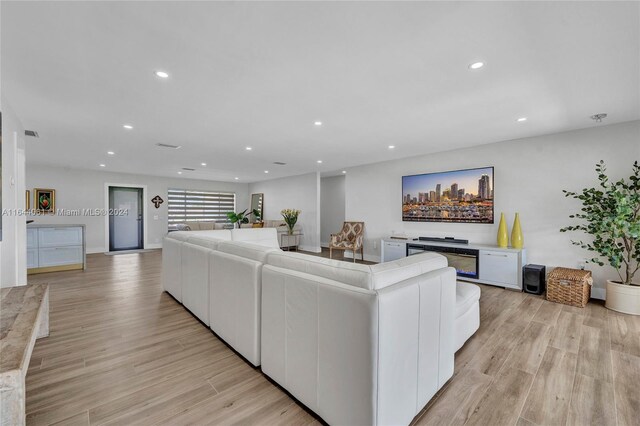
177, 171, 182, 175
246, 146, 253, 151
123, 124, 133, 130
314, 121, 322, 126
155, 70, 169, 78
234, 177, 239, 180
264, 170, 269, 174
469, 62, 485, 70
107, 151, 115, 155
388, 145, 395, 149
201, 162, 207, 166
99, 164, 106, 167
317, 160, 323, 164
516, 117, 527, 122
342, 170, 347, 174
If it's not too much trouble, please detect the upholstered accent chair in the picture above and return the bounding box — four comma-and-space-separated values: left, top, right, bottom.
329, 221, 365, 262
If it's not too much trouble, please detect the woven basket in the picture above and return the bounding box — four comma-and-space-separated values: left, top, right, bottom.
547, 267, 593, 308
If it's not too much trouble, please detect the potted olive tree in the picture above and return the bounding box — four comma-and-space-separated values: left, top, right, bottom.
561, 160, 639, 315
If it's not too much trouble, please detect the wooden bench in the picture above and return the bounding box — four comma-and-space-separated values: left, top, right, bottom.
0, 284, 49, 426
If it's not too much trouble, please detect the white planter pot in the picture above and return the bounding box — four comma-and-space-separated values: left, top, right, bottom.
606, 279, 640, 316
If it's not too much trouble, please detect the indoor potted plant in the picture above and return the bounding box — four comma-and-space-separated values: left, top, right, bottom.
281, 208, 301, 235
226, 209, 250, 229
561, 160, 639, 314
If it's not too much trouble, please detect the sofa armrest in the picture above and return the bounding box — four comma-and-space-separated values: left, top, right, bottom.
375, 267, 456, 424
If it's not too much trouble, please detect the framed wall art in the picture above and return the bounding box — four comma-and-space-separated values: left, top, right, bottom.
34, 188, 55, 213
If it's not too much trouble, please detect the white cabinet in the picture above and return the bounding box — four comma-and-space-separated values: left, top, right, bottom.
27, 225, 85, 274
479, 250, 520, 290
27, 249, 39, 269
381, 240, 407, 262
27, 228, 38, 248
382, 237, 525, 290
38, 247, 84, 267
38, 227, 83, 247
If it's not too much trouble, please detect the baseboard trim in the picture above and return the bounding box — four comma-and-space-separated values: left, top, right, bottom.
591, 287, 605, 300
28, 263, 83, 275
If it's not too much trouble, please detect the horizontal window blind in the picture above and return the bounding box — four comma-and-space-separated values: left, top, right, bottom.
167, 189, 236, 224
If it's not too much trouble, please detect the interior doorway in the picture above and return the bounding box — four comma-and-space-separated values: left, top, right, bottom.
108, 186, 144, 251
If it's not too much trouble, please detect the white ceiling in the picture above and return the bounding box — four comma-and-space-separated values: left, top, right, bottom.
2, 1, 638, 183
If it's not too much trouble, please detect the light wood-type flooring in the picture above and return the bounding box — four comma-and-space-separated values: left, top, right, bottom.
26, 250, 640, 425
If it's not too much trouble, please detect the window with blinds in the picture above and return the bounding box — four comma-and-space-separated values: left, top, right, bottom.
167, 189, 236, 224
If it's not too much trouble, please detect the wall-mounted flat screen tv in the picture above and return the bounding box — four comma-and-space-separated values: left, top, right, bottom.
402, 166, 494, 223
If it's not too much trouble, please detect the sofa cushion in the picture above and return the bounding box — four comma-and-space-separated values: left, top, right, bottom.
266, 251, 373, 290
455, 282, 481, 319
185, 236, 224, 250
266, 251, 450, 291
370, 252, 448, 290
216, 240, 280, 262
184, 230, 232, 240
231, 228, 280, 248
166, 231, 193, 241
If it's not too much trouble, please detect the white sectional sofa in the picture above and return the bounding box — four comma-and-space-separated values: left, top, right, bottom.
261, 251, 457, 425
161, 230, 232, 303
160, 228, 480, 425
161, 228, 279, 365
455, 281, 481, 352
209, 241, 278, 365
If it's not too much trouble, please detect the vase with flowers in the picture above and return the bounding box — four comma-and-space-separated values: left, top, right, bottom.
281, 209, 301, 235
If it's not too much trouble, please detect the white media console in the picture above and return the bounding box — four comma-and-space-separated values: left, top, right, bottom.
381, 238, 526, 290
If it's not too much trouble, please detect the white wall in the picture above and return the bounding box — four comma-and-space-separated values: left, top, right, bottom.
1, 98, 27, 287
345, 120, 640, 298
320, 175, 345, 247
249, 172, 321, 252
25, 165, 249, 253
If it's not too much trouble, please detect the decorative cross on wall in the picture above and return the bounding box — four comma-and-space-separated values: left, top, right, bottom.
151, 195, 164, 209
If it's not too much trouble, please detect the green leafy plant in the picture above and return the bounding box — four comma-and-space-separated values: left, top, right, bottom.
281, 208, 301, 234
226, 209, 249, 228
252, 208, 262, 223
561, 161, 640, 285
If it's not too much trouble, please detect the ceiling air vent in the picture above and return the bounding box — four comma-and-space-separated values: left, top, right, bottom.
25, 130, 39, 138
156, 143, 182, 149
273, 162, 287, 165
181, 167, 196, 171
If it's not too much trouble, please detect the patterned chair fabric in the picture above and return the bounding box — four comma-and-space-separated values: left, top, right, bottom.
329, 221, 365, 262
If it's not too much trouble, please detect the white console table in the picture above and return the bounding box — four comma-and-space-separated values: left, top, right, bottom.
382, 238, 526, 291
27, 225, 86, 274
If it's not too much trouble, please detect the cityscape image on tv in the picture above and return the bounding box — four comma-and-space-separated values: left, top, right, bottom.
402, 166, 494, 223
